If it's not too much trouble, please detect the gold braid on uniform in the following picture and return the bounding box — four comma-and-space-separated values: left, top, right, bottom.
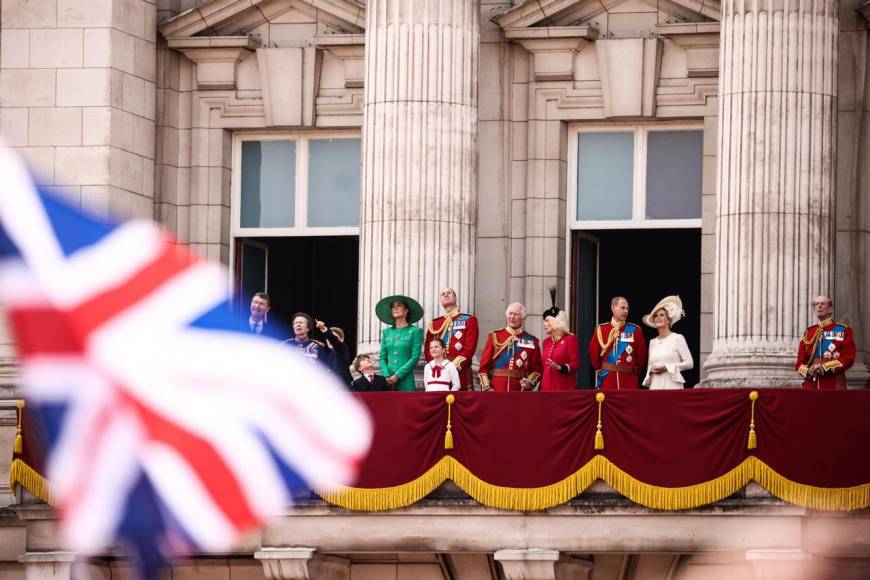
428, 309, 460, 337
491, 326, 522, 359
596, 321, 624, 357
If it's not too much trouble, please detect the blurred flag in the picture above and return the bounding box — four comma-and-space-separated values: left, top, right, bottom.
0, 146, 372, 577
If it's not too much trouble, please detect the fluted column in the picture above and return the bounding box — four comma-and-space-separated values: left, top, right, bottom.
703, 0, 838, 386
358, 0, 479, 355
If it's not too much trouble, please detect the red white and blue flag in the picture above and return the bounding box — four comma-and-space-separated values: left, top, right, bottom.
0, 147, 372, 576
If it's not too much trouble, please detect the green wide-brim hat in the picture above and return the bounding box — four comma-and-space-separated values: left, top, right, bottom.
376, 294, 424, 326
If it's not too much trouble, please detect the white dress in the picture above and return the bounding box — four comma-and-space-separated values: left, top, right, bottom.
642, 333, 694, 389
424, 360, 461, 392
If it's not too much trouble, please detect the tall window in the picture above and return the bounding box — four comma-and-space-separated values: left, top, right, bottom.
233, 133, 362, 236
569, 125, 703, 229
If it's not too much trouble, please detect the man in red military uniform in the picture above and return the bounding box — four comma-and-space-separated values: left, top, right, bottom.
795, 295, 856, 389
588, 296, 647, 390
478, 302, 542, 392
425, 287, 479, 390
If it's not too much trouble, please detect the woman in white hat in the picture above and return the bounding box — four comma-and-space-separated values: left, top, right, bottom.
642, 296, 694, 389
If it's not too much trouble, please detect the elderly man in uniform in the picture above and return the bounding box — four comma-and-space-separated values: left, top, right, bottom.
795, 295, 856, 389
588, 296, 647, 390
425, 287, 479, 390
478, 303, 542, 392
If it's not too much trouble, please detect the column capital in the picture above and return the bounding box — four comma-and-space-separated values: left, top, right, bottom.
746, 549, 812, 580
19, 551, 77, 580
254, 547, 350, 580
494, 549, 592, 580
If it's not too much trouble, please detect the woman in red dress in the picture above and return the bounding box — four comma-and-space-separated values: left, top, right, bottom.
540, 290, 579, 391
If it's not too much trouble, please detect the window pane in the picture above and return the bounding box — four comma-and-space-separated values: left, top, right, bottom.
240, 140, 295, 228
576, 132, 634, 221
308, 138, 361, 227
645, 130, 703, 220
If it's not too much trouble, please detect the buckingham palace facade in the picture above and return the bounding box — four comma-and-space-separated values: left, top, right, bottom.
1, 0, 870, 578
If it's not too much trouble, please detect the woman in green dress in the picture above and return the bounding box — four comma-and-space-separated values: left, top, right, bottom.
377, 294, 424, 392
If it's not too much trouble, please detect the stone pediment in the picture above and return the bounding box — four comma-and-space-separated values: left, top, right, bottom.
495, 0, 719, 29
159, 0, 365, 39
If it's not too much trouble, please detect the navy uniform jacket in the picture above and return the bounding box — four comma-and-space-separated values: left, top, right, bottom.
351, 374, 390, 392
282, 337, 330, 368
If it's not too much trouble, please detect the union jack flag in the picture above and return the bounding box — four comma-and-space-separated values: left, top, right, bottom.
0, 147, 372, 576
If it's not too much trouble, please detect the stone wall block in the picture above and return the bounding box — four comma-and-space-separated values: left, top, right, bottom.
56, 69, 111, 107
1, 29, 30, 68
0, 70, 55, 108
1, 0, 57, 28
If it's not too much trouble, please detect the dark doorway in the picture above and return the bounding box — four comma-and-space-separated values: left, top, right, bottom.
572, 228, 701, 388
235, 236, 359, 357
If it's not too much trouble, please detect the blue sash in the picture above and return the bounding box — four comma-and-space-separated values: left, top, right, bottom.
597, 324, 636, 388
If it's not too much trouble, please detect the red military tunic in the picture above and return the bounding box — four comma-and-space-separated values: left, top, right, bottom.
795, 319, 855, 389
541, 333, 580, 391
588, 321, 647, 390
425, 310, 479, 390
478, 326, 542, 392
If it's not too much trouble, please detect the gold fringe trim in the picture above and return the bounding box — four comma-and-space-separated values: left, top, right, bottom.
8, 458, 55, 506
317, 456, 870, 513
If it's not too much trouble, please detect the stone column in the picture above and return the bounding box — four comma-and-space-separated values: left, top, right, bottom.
703, 0, 838, 386
357, 0, 479, 356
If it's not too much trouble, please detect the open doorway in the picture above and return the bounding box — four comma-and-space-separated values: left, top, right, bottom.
235, 236, 359, 357
571, 229, 701, 387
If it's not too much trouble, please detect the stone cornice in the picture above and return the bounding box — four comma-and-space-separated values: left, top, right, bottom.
504, 26, 598, 82
656, 22, 720, 78
314, 33, 365, 88
494, 0, 720, 29
168, 36, 259, 90
159, 0, 365, 40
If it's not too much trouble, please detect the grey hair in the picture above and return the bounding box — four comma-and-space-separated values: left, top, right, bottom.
611, 296, 629, 307
506, 302, 526, 318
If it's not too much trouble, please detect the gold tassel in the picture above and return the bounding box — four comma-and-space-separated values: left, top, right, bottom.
13, 400, 25, 454
444, 394, 455, 450
594, 392, 605, 450
747, 391, 758, 450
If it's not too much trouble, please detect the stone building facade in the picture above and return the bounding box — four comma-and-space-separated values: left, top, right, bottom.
1, 0, 870, 578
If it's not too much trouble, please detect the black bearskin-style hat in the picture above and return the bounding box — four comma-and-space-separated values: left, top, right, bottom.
542, 286, 561, 319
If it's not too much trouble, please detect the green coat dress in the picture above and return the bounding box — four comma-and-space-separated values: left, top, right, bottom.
380, 324, 423, 392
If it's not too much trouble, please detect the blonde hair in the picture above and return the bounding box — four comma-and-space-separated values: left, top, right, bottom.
546, 311, 569, 335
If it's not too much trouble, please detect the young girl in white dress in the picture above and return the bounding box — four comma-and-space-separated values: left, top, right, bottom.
642, 296, 694, 389
424, 338, 461, 392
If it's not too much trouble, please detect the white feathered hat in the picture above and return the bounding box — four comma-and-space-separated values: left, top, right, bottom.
642, 295, 685, 328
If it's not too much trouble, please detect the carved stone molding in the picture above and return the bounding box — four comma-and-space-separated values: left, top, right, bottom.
494, 549, 593, 580
19, 552, 77, 580
657, 22, 721, 78
255, 547, 350, 580
256, 47, 322, 127
315, 34, 365, 88
596, 37, 662, 117
168, 36, 259, 91
745, 549, 812, 580
504, 26, 598, 82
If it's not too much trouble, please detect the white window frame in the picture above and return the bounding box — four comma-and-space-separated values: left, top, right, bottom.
231, 130, 362, 238
567, 122, 704, 231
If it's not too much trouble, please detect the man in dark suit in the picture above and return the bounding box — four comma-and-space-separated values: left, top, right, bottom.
351, 354, 390, 392
247, 292, 286, 340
